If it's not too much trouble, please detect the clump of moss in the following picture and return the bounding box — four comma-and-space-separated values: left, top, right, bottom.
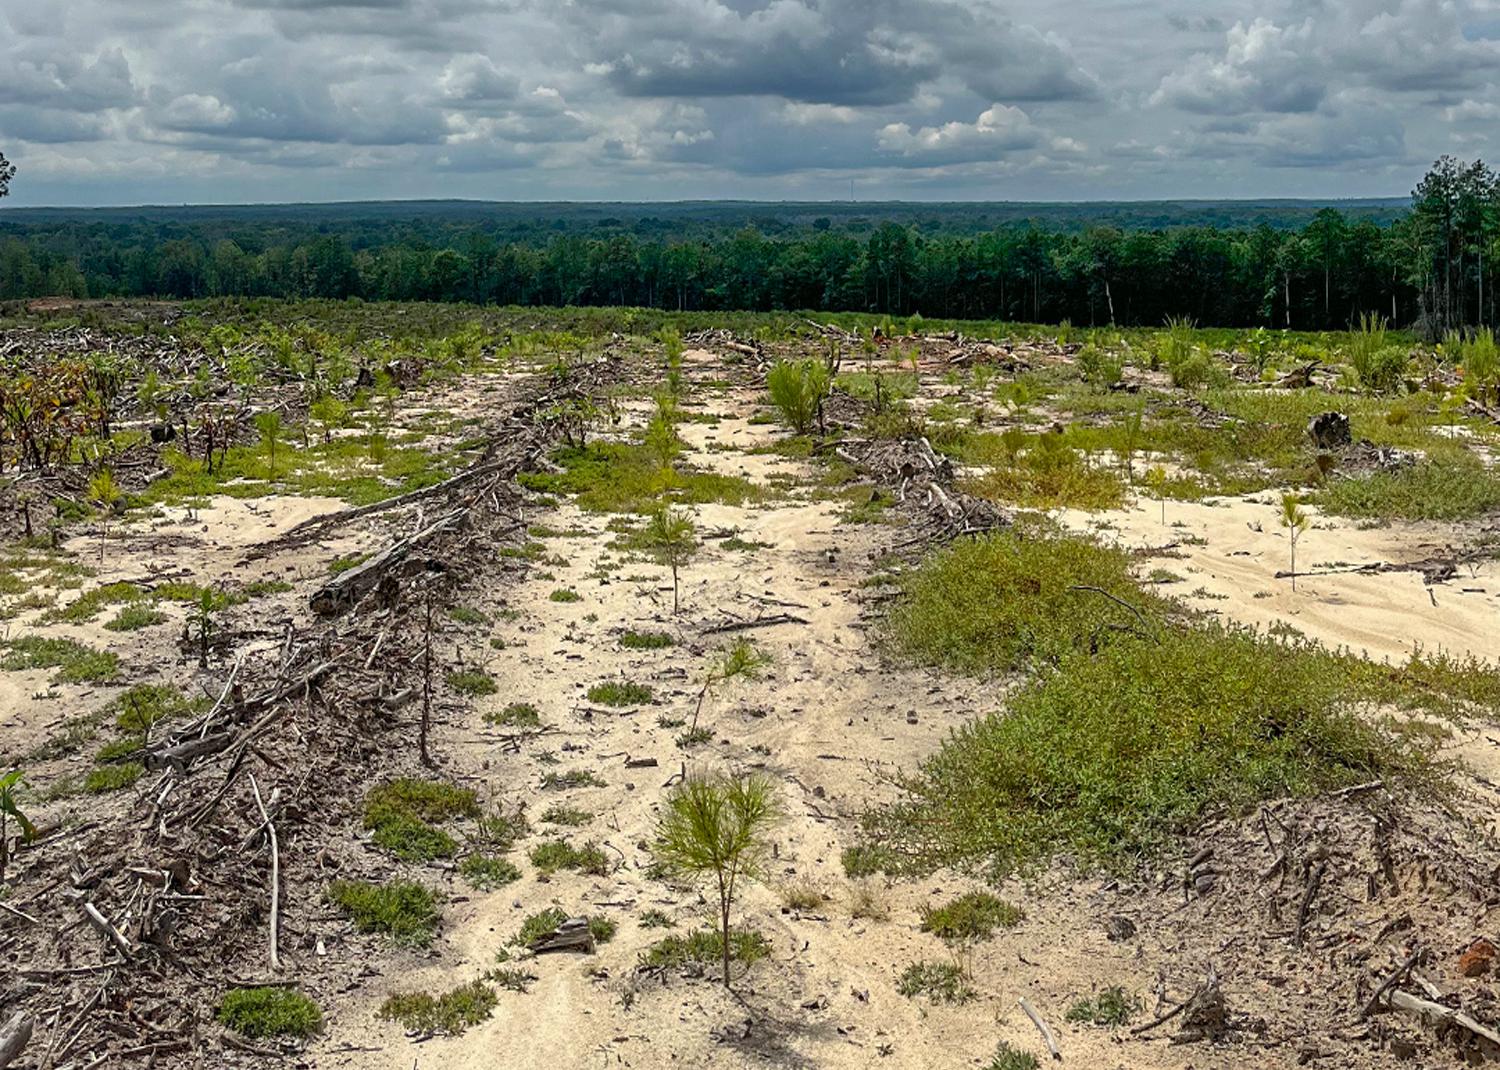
326, 879, 440, 947
217, 987, 322, 1039
529, 838, 609, 876
362, 778, 479, 862
620, 630, 674, 650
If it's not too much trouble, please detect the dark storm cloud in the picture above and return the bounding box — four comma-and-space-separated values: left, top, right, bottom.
0, 0, 1495, 204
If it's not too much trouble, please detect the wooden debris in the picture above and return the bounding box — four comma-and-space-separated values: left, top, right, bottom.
0, 1014, 32, 1070
1019, 998, 1061, 1061
529, 916, 596, 955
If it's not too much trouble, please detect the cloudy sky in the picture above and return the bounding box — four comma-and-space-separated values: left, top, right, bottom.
2, 0, 1497, 206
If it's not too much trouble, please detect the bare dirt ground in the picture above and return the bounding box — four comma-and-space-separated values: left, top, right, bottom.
5, 333, 1500, 1070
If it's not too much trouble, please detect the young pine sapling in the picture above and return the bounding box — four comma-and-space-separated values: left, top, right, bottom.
1280, 492, 1309, 591
254, 410, 284, 480
653, 772, 780, 988
1144, 465, 1168, 525
645, 504, 697, 614
88, 468, 121, 564
691, 640, 769, 735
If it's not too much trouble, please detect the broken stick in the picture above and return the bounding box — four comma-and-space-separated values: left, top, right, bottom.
1019, 998, 1062, 1061
248, 773, 282, 972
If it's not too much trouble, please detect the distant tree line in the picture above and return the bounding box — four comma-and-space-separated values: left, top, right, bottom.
0, 156, 1494, 334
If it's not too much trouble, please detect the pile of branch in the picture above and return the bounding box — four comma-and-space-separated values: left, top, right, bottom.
682, 328, 761, 360
1, 355, 622, 1068
834, 434, 1007, 539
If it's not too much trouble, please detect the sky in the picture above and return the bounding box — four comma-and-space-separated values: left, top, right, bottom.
1, 0, 1497, 207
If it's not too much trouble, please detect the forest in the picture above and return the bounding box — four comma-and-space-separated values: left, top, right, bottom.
0, 156, 1494, 335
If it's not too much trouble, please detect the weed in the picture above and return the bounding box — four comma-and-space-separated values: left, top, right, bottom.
896, 961, 975, 1004
327, 552, 370, 575
987, 1041, 1041, 1070
512, 907, 569, 946
459, 854, 522, 890
920, 892, 1024, 941
529, 838, 610, 876
780, 880, 826, 911
848, 881, 890, 921
485, 702, 542, 729
104, 604, 168, 632
638, 908, 675, 929
676, 726, 714, 747
448, 606, 489, 625
766, 360, 831, 435
549, 588, 581, 603
541, 804, 592, 826
365, 778, 480, 823
446, 670, 498, 697
1315, 461, 1500, 522
474, 807, 529, 849
1066, 986, 1140, 1027
484, 968, 534, 993
1, 636, 119, 684
621, 629, 674, 650
639, 929, 770, 969
326, 879, 440, 947
84, 762, 143, 793
378, 980, 496, 1036
587, 680, 653, 706
841, 844, 898, 878
111, 683, 199, 734
540, 769, 606, 790
217, 987, 322, 1039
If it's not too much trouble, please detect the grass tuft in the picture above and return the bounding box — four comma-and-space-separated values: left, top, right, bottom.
2, 636, 120, 683
620, 629, 674, 650
1066, 986, 1140, 1027
446, 670, 498, 696
378, 980, 496, 1036
459, 854, 522, 891
528, 838, 610, 876
919, 892, 1024, 941
896, 960, 975, 1004
639, 929, 770, 969
586, 680, 653, 706
326, 879, 440, 947
217, 987, 322, 1039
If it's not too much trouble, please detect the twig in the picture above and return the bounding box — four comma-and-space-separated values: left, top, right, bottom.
1295, 860, 1327, 948
1389, 988, 1500, 1048
1067, 584, 1158, 640
248, 774, 282, 972
1360, 948, 1421, 1020
701, 613, 809, 635
1019, 998, 1062, 1061
0, 900, 40, 925
0, 1013, 32, 1070
81, 902, 132, 959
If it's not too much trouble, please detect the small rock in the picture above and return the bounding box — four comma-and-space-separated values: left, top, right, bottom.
1459, 937, 1496, 978
1105, 916, 1137, 942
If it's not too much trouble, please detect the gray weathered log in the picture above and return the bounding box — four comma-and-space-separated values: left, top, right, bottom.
0, 1013, 32, 1069
310, 508, 465, 616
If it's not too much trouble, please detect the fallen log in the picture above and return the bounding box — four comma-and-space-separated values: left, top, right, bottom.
309, 508, 465, 616
0, 1013, 31, 1069
529, 916, 595, 954
1389, 988, 1500, 1049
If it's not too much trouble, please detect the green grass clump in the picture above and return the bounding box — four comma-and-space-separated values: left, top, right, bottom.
448, 606, 489, 625
873, 622, 1437, 876
512, 906, 570, 947
104, 604, 168, 632
326, 879, 440, 947
920, 892, 1024, 941
2, 636, 120, 683
885, 527, 1164, 676
961, 437, 1126, 511
486, 701, 541, 728
446, 670, 498, 696
378, 980, 496, 1036
529, 838, 610, 876
110, 683, 199, 734
639, 929, 770, 969
541, 804, 592, 826
217, 987, 322, 1039
620, 629, 674, 650
549, 588, 582, 603
987, 1041, 1041, 1070
1315, 461, 1500, 522
638, 908, 675, 929
896, 961, 975, 1004
84, 762, 144, 793
586, 680, 653, 706
519, 443, 763, 514
540, 769, 606, 790
1066, 986, 1140, 1027
46, 582, 143, 623
460, 854, 522, 890
362, 778, 479, 862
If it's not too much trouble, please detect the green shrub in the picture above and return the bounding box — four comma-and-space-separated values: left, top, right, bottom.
639, 929, 770, 969
586, 680, 653, 706
896, 961, 974, 1004
326, 879, 440, 947
378, 980, 495, 1036
217, 987, 322, 1039
872, 623, 1437, 875
621, 629, 674, 650
446, 670, 498, 696
512, 906, 569, 947
110, 683, 198, 734
766, 360, 832, 434
885, 527, 1162, 675
448, 606, 489, 625
460, 854, 522, 890
549, 588, 581, 603
1315, 461, 1500, 522
362, 778, 477, 862
920, 892, 1024, 941
1066, 986, 1140, 1027
541, 804, 592, 826
841, 843, 898, 878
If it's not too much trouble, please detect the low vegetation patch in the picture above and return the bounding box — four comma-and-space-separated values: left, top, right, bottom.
586, 680, 653, 706
919, 892, 1024, 941
639, 929, 770, 970
987, 1041, 1041, 1070
446, 670, 497, 697
104, 604, 168, 632
529, 838, 609, 876
326, 879, 440, 947
84, 762, 143, 793
896, 960, 975, 1004
541, 804, 591, 826
841, 843, 898, 878
1066, 986, 1140, 1027
540, 769, 606, 790
378, 980, 496, 1036
485, 702, 541, 728
362, 778, 479, 862
460, 854, 522, 890
620, 629, 674, 650
1, 636, 120, 683
1315, 461, 1500, 522
217, 987, 322, 1039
